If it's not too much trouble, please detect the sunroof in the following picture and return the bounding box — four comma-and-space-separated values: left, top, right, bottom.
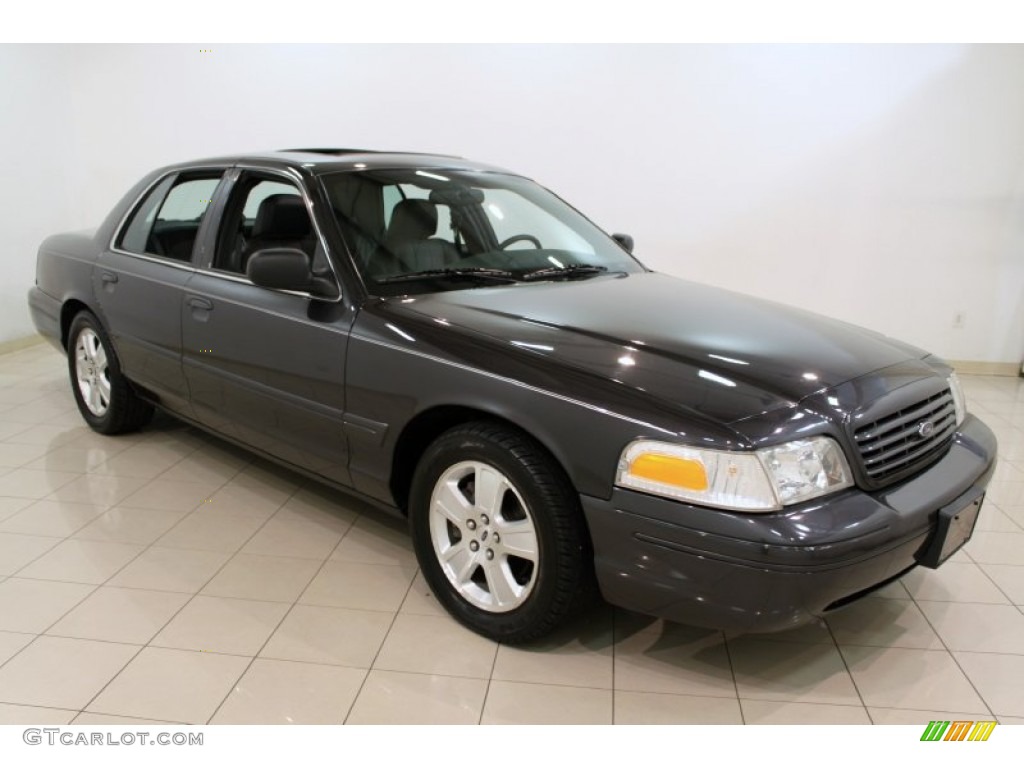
278, 148, 378, 155
278, 148, 461, 159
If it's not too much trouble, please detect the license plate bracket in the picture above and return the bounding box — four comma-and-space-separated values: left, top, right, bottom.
917, 490, 984, 569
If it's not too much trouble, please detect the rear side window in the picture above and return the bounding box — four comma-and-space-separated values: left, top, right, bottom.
117, 173, 222, 262
117, 175, 174, 254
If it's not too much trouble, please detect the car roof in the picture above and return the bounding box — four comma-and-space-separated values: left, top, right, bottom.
174, 149, 514, 176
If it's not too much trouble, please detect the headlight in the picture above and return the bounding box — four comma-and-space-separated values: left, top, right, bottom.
757, 437, 854, 506
616, 436, 853, 512
947, 372, 966, 426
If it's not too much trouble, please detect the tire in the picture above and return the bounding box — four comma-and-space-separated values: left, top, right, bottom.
67, 310, 154, 434
409, 421, 592, 644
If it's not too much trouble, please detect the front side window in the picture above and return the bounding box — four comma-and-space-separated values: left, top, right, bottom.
117, 173, 222, 262
321, 169, 644, 295
213, 173, 324, 277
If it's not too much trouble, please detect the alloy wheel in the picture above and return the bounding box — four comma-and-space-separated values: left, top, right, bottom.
74, 328, 111, 416
428, 460, 540, 613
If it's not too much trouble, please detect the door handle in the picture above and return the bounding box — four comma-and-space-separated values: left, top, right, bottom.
99, 271, 118, 284
187, 296, 214, 311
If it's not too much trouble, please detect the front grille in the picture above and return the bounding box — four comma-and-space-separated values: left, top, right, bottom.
854, 388, 956, 484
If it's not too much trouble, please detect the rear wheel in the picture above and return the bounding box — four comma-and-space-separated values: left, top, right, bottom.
409, 421, 591, 644
67, 310, 153, 434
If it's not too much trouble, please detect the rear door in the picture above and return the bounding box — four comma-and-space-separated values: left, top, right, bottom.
180, 167, 355, 484
95, 169, 226, 414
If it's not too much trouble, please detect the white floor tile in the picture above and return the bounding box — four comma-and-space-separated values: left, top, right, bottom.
106, 547, 231, 593
729, 637, 861, 705
841, 645, 988, 712
482, 680, 612, 724
0, 532, 61, 576
0, 499, 106, 537
299, 561, 416, 612
152, 596, 289, 656
827, 598, 943, 649
16, 539, 143, 584
211, 659, 366, 724
260, 605, 392, 668
374, 613, 497, 679
741, 699, 872, 724
47, 586, 190, 644
0, 578, 94, 633
0, 630, 35, 666
0, 703, 77, 724
953, 652, 1024, 717
613, 621, 735, 698
86, 647, 249, 724
346, 670, 487, 725
916, 601, 1024, 654
201, 553, 322, 603
0, 636, 138, 709
614, 691, 743, 724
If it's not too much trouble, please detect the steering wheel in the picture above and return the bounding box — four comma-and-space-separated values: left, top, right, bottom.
498, 234, 542, 250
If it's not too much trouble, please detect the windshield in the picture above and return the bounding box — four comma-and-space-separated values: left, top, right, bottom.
319, 168, 645, 295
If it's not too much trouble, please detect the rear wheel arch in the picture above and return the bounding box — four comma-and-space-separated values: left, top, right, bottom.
60, 298, 92, 350
66, 308, 153, 434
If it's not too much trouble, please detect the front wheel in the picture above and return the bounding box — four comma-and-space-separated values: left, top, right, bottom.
67, 310, 153, 434
409, 421, 591, 644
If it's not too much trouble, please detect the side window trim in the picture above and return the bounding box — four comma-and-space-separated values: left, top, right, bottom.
111, 167, 227, 267
196, 165, 345, 303
111, 172, 178, 257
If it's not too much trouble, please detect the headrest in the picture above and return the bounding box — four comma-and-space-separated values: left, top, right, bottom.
387, 199, 437, 244
252, 194, 311, 239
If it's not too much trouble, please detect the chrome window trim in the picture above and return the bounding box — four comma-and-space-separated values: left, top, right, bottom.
106, 247, 197, 273
192, 267, 335, 303
183, 278, 351, 329
108, 166, 228, 268
107, 164, 344, 303
221, 164, 344, 304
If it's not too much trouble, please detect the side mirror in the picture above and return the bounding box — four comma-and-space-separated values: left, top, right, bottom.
612, 233, 634, 253
247, 249, 335, 297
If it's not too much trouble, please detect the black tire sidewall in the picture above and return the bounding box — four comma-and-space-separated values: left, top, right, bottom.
409, 423, 584, 643
67, 311, 127, 434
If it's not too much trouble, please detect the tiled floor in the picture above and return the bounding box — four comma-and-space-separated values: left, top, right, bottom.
0, 341, 1022, 725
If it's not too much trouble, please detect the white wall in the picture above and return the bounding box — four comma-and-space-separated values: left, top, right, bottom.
4, 44, 1023, 364
1, 46, 74, 343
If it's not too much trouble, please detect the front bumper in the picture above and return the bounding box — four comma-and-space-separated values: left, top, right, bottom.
581, 414, 997, 633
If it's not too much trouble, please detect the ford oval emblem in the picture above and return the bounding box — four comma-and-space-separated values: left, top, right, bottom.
917, 420, 935, 439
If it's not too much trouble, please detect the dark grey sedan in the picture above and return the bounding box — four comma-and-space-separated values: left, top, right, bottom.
28, 149, 997, 643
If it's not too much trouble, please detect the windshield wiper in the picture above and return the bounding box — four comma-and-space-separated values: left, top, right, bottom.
521, 264, 608, 282
377, 267, 517, 285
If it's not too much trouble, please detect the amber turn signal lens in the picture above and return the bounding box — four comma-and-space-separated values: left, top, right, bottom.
628, 453, 709, 491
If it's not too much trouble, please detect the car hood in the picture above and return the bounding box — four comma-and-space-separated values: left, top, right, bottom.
392, 272, 928, 424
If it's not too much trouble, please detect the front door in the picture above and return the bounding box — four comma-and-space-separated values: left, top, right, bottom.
180, 169, 354, 485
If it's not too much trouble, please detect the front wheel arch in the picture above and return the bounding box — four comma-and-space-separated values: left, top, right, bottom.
408, 419, 596, 644
391, 405, 575, 515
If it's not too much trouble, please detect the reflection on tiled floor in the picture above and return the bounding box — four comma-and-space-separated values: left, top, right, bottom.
0, 341, 1022, 725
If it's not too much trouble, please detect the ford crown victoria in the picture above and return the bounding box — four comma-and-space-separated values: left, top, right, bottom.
28, 149, 997, 643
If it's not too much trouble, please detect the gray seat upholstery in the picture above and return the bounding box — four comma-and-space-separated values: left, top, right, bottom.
385, 199, 460, 272
241, 195, 315, 272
